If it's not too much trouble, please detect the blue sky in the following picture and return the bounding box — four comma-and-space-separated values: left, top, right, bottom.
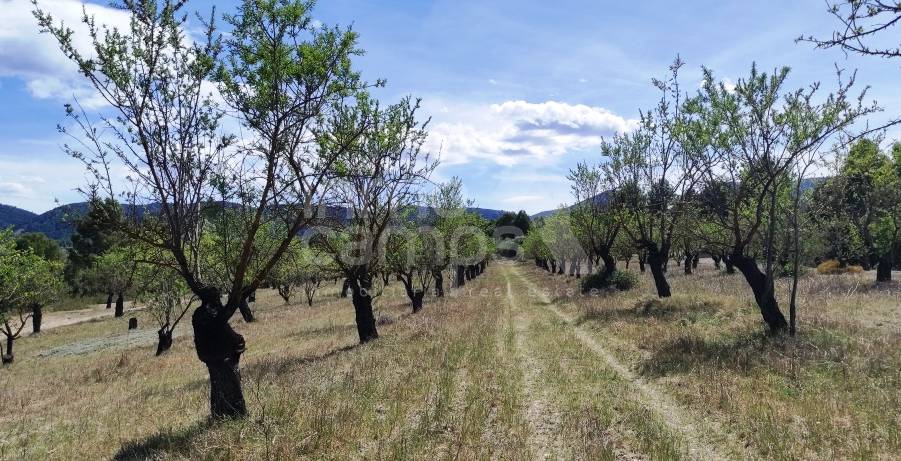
2, 0, 900, 214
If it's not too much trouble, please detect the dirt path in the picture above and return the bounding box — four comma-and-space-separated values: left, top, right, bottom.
502, 271, 566, 459
508, 264, 736, 461
24, 303, 144, 335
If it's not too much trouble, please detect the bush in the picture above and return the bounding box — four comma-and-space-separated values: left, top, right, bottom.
580, 270, 636, 294
609, 270, 638, 290
579, 272, 608, 293
816, 259, 863, 275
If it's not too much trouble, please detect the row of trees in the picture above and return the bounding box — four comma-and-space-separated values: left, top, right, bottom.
31, 0, 495, 419
523, 57, 899, 337
0, 230, 64, 364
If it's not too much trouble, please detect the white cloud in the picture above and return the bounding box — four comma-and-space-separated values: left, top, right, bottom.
0, 181, 31, 197
1, 0, 132, 106
488, 78, 498, 85
424, 99, 637, 166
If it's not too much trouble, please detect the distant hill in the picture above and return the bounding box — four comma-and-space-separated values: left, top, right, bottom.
530, 178, 824, 219
531, 191, 612, 220
0, 201, 513, 242
0, 204, 38, 230
466, 207, 509, 221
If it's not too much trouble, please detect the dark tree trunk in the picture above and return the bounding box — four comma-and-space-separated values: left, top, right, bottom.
106, 292, 113, 310
647, 247, 671, 298
350, 274, 379, 343
2, 336, 13, 364
456, 265, 465, 287
712, 255, 722, 270
638, 258, 645, 273
723, 256, 735, 274
278, 285, 292, 304
156, 328, 173, 356
192, 291, 247, 419
876, 256, 892, 282
238, 296, 255, 323
411, 289, 424, 313
683, 254, 693, 275
32, 305, 42, 334
731, 253, 788, 333
549, 260, 557, 274
340, 278, 350, 298
692, 254, 700, 269
433, 270, 444, 298
558, 259, 566, 275
600, 251, 616, 279
114, 292, 124, 317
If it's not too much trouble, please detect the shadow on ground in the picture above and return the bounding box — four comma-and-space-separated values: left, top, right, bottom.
113, 420, 211, 460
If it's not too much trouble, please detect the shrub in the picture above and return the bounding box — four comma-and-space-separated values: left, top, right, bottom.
609, 270, 638, 290
579, 272, 608, 293
580, 270, 636, 294
817, 259, 864, 275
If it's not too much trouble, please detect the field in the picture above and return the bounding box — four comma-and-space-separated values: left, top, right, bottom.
1, 261, 899, 460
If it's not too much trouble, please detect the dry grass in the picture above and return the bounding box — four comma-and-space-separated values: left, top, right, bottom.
522, 259, 901, 460
1, 261, 898, 460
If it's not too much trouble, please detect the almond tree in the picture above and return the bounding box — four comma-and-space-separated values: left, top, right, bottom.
568, 161, 620, 278
385, 221, 434, 313
320, 96, 435, 343
694, 64, 879, 333
601, 58, 701, 297
0, 231, 64, 364
35, 0, 367, 418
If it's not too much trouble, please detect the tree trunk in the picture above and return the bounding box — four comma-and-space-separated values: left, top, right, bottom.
433, 270, 444, 298
586, 257, 594, 275
156, 328, 173, 356
683, 254, 693, 275
731, 253, 788, 333
723, 256, 735, 274
600, 251, 616, 279
32, 305, 42, 334
876, 255, 892, 282
340, 278, 350, 298
456, 265, 465, 287
350, 274, 379, 343
278, 285, 291, 304
238, 296, 255, 323
549, 260, 557, 274
192, 293, 247, 419
411, 289, 424, 313
647, 247, 671, 298
106, 292, 113, 309
1, 336, 13, 364
712, 255, 722, 270
692, 254, 700, 269
114, 292, 124, 318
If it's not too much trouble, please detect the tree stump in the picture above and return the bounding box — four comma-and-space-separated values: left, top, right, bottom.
128, 317, 138, 330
